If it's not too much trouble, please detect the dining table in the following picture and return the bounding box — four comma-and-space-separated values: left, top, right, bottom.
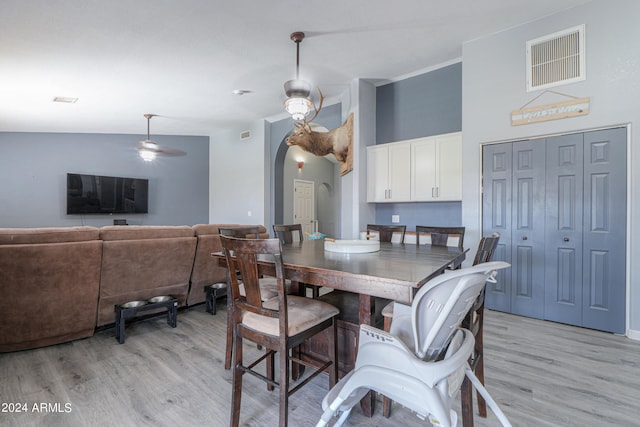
213, 238, 467, 418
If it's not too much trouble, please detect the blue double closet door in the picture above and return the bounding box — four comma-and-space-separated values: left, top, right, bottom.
482, 127, 626, 334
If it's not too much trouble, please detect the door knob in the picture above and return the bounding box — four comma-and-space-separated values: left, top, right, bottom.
522, 236, 528, 240
563, 237, 570, 242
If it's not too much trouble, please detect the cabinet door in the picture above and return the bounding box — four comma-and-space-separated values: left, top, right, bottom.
436, 133, 462, 200
388, 143, 411, 201
367, 145, 390, 202
411, 139, 437, 201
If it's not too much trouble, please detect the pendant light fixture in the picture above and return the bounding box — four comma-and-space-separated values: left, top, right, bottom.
284, 32, 313, 121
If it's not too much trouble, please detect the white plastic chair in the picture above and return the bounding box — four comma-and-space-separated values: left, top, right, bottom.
317, 261, 512, 427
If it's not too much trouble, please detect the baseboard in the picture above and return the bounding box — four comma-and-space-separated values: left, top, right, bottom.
627, 328, 640, 341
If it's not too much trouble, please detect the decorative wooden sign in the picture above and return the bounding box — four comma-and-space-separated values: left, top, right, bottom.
511, 96, 590, 126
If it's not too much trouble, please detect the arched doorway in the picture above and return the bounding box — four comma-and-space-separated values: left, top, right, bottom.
274, 132, 339, 237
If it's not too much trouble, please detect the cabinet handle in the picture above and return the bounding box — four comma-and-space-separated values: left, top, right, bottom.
563, 237, 570, 242
388, 189, 391, 199
432, 187, 436, 198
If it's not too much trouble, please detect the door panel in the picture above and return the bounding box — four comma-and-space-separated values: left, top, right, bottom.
510, 141, 545, 319
582, 128, 626, 334
482, 143, 512, 312
294, 179, 315, 235
545, 133, 583, 325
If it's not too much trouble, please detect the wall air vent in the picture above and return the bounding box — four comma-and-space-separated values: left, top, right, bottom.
240, 130, 251, 140
526, 24, 585, 92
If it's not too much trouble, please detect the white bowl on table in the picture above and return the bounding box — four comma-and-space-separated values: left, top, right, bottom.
323, 239, 380, 253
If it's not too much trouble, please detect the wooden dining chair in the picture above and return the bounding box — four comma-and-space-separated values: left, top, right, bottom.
366, 224, 406, 243
220, 226, 284, 370
460, 232, 501, 427
272, 223, 304, 245
221, 235, 339, 427
416, 225, 465, 249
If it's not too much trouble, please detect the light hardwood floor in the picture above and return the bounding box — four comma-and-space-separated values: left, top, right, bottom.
1, 304, 639, 427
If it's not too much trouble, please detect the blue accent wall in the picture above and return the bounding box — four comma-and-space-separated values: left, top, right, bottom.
374, 62, 462, 230
376, 62, 462, 143
0, 132, 209, 227
374, 202, 462, 229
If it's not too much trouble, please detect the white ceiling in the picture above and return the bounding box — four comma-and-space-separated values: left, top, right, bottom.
0, 0, 592, 136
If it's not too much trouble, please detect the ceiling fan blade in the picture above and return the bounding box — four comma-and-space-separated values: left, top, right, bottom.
157, 146, 187, 156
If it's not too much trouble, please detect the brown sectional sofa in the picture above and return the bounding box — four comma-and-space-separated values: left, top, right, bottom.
0, 224, 267, 352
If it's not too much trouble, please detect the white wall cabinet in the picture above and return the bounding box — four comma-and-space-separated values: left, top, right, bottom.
411, 132, 462, 201
366, 132, 462, 203
366, 142, 411, 202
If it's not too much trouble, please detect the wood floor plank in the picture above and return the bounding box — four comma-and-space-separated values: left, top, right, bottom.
1, 306, 639, 426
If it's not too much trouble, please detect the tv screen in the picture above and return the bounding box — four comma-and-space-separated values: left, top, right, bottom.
67, 173, 149, 214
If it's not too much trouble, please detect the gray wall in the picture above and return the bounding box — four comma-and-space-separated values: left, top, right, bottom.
210, 121, 267, 225
0, 132, 209, 227
373, 62, 462, 229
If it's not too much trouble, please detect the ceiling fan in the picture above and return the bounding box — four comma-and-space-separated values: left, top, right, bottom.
284, 32, 316, 121
137, 114, 186, 161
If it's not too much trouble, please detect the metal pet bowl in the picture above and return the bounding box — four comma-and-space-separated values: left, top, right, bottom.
148, 295, 174, 303
120, 300, 148, 309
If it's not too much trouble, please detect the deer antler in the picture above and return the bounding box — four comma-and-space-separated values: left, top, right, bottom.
304, 88, 324, 124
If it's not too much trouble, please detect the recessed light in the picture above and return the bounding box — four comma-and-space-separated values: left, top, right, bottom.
52, 96, 79, 103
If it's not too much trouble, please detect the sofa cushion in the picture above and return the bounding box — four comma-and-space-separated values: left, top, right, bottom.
0, 226, 99, 245
99, 225, 194, 241
96, 226, 197, 326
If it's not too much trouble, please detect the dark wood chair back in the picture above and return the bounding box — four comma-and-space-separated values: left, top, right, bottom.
366, 224, 407, 243
273, 224, 303, 245
219, 226, 262, 239
221, 236, 283, 311
415, 226, 465, 249
473, 232, 500, 266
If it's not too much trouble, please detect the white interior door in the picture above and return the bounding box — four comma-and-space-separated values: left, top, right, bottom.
294, 179, 315, 235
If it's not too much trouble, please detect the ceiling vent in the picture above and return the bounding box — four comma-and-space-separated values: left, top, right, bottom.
526, 24, 585, 92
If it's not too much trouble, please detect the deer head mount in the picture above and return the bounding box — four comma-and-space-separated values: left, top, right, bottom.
286, 105, 354, 176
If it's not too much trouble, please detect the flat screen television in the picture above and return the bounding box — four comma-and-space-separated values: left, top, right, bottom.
67, 173, 149, 214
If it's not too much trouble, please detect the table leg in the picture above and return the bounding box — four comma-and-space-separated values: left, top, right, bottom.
358, 293, 376, 417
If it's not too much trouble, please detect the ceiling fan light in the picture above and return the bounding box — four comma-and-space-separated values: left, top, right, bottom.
285, 96, 312, 121
139, 148, 157, 162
